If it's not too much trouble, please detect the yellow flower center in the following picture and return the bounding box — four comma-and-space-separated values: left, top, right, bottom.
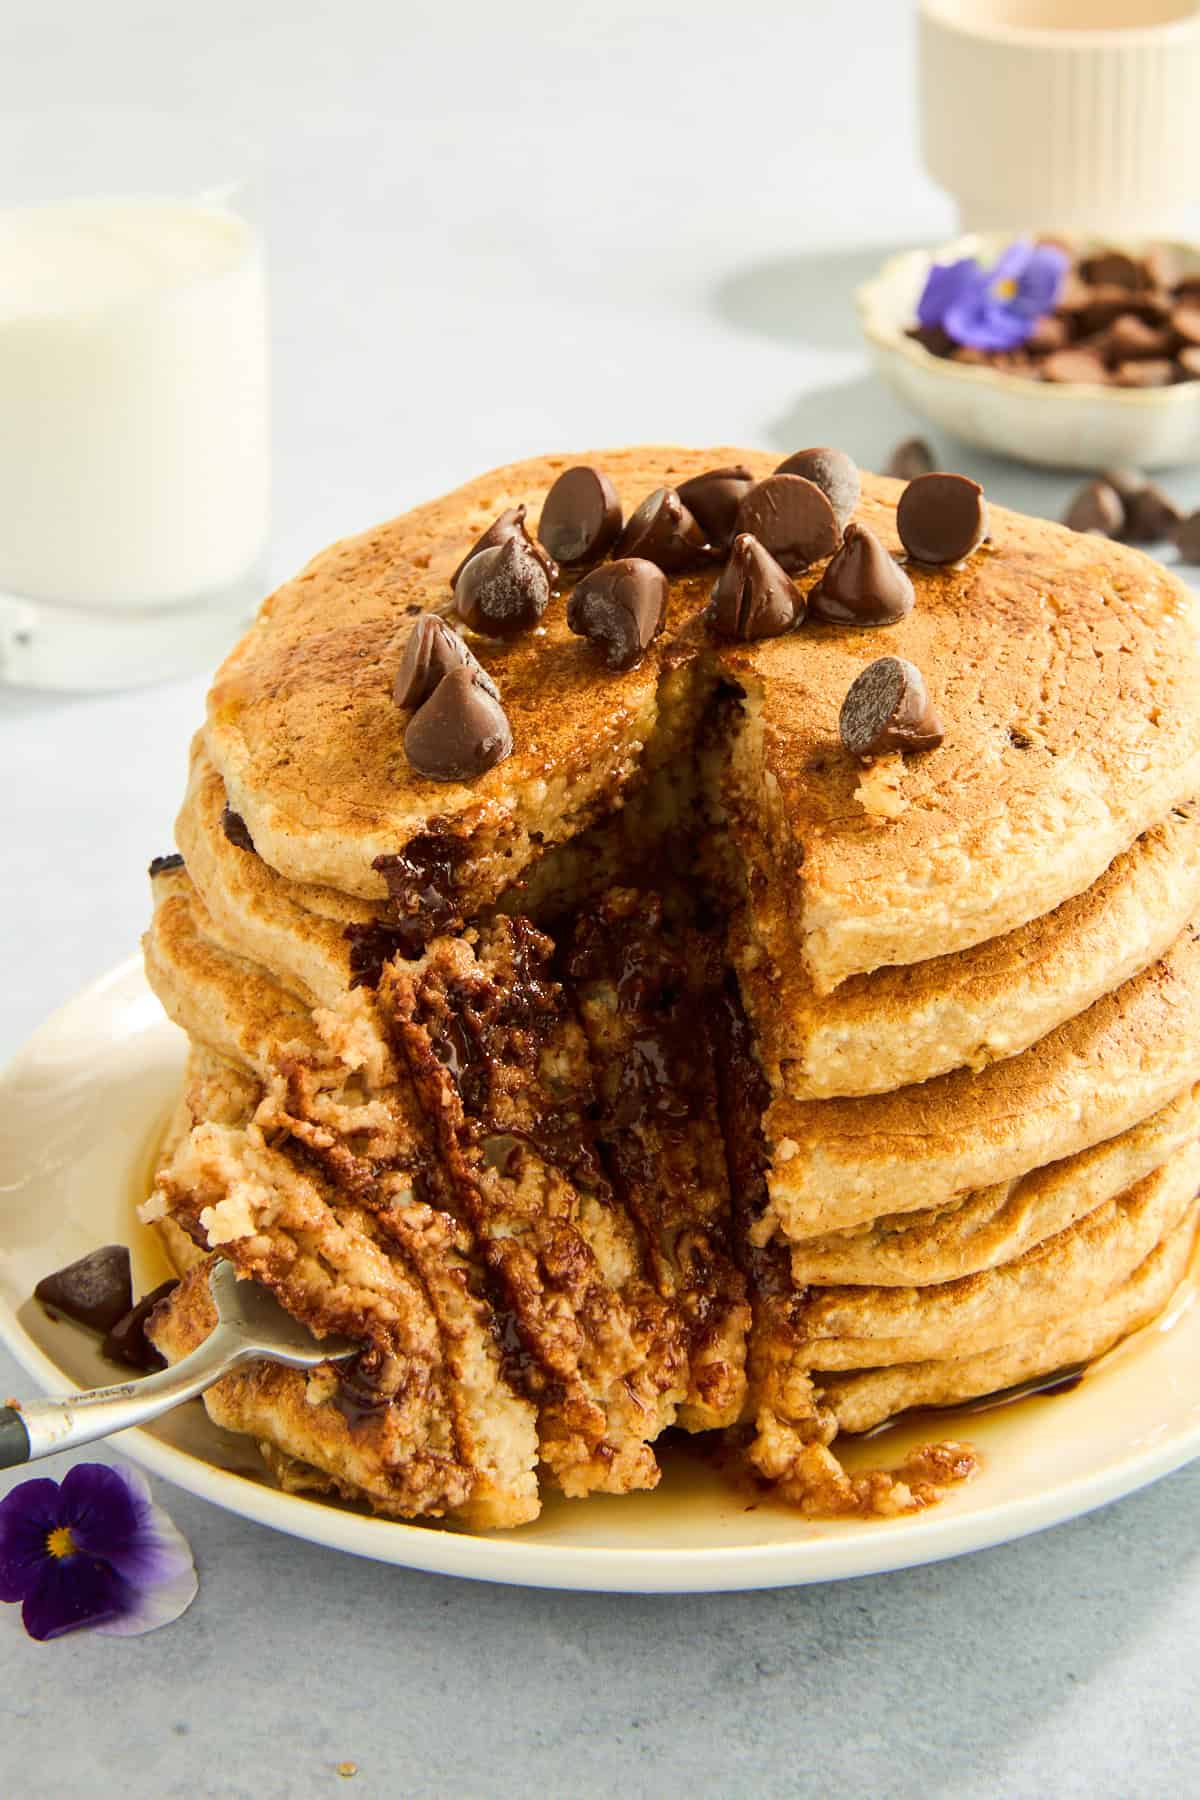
45, 1525, 76, 1560
993, 277, 1018, 300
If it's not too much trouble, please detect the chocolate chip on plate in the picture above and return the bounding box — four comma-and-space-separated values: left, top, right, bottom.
537, 466, 623, 565
451, 505, 557, 589
1174, 510, 1200, 563
809, 524, 915, 627
675, 465, 755, 549
896, 472, 988, 565
1062, 479, 1125, 538
567, 558, 668, 670
35, 1246, 133, 1335
394, 614, 498, 709
404, 665, 514, 781
616, 487, 712, 571
885, 437, 935, 482
708, 534, 803, 640
774, 448, 861, 531
839, 656, 945, 761
103, 1280, 178, 1372
453, 534, 551, 638
734, 474, 840, 573
220, 805, 256, 853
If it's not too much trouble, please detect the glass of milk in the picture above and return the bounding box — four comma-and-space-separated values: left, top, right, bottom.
0, 113, 270, 689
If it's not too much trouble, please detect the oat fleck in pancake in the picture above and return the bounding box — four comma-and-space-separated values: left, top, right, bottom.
137, 448, 1200, 1527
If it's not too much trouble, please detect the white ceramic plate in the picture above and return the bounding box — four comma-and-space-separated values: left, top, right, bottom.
857, 233, 1200, 471
2, 959, 1199, 1593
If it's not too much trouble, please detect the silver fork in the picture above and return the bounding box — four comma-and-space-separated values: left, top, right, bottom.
0, 1259, 358, 1467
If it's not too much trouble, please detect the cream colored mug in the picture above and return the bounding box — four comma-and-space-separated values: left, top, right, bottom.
919, 1, 1200, 235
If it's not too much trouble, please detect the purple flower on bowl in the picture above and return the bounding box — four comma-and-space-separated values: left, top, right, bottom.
917, 240, 1069, 351
0, 1462, 196, 1641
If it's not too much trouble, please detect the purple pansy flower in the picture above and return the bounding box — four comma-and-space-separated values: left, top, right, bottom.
917, 240, 1069, 351
0, 1462, 196, 1641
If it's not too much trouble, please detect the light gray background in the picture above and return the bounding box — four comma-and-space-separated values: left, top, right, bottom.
2, 4, 1199, 1795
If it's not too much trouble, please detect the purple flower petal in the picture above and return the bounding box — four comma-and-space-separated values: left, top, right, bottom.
0, 1476, 63, 1602
59, 1462, 141, 1558
93, 1465, 196, 1595
0, 1462, 196, 1641
988, 238, 1035, 285
1013, 243, 1068, 316
944, 290, 1034, 351
22, 1555, 130, 1642
917, 257, 983, 330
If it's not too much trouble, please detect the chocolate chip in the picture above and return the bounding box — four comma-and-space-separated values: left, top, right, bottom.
1172, 304, 1200, 347
1079, 250, 1149, 291
537, 466, 623, 565
453, 535, 551, 638
773, 448, 861, 530
616, 487, 711, 571
896, 472, 988, 565
1024, 314, 1069, 355
148, 853, 184, 877
567, 558, 668, 671
707, 534, 803, 640
404, 665, 513, 781
1177, 346, 1200, 377
1174, 510, 1200, 563
1062, 479, 1124, 537
1040, 348, 1108, 384
451, 505, 557, 589
394, 614, 498, 710
885, 437, 935, 482
35, 1246, 133, 1335
809, 524, 915, 627
1121, 480, 1182, 542
1091, 313, 1171, 360
103, 1280, 177, 1372
839, 656, 945, 760
221, 805, 256, 853
675, 465, 755, 549
1113, 359, 1176, 388
734, 474, 840, 573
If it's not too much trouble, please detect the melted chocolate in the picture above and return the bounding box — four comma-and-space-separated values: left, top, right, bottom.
221, 806, 256, 853
333, 1351, 394, 1426
373, 826, 470, 957
148, 853, 184, 877
344, 920, 420, 990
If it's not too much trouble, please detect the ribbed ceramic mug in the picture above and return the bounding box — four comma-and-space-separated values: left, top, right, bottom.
919, 1, 1200, 235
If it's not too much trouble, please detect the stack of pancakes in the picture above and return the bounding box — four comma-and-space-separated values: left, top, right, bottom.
142, 448, 1200, 1528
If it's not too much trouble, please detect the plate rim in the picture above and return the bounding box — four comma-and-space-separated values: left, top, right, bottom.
2, 955, 1198, 1594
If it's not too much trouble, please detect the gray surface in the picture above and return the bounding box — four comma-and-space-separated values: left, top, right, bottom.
2, 3, 1200, 1795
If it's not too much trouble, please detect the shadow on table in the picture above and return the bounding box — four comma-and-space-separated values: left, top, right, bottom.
712, 242, 923, 354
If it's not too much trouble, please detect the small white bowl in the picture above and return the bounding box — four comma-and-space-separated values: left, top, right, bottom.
856, 233, 1200, 472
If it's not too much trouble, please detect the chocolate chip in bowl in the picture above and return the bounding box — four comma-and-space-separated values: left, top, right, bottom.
858, 233, 1200, 469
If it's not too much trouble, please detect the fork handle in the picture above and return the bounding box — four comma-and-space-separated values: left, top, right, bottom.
1, 1329, 254, 1466
0, 1408, 31, 1469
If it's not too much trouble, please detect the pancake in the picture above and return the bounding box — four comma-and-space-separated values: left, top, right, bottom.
816, 1204, 1200, 1435
204, 449, 1200, 988
790, 1136, 1200, 1368
789, 1081, 1200, 1286
732, 801, 1200, 1098
142, 444, 1200, 1527
175, 738, 365, 1008
762, 922, 1200, 1241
